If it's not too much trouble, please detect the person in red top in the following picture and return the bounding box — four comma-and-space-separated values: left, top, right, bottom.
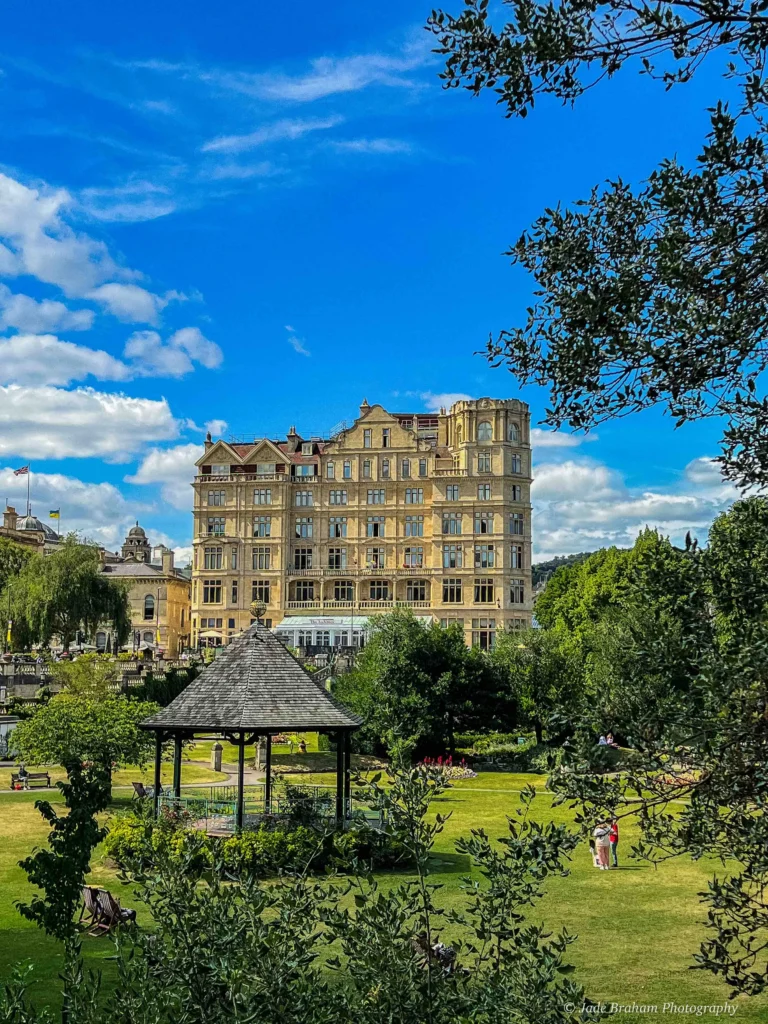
609, 818, 619, 868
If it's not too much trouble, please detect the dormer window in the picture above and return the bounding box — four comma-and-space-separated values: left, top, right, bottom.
211, 463, 229, 475
256, 463, 275, 475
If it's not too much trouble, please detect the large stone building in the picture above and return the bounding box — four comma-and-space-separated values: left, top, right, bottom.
101, 524, 192, 658
190, 398, 533, 651
1, 506, 61, 554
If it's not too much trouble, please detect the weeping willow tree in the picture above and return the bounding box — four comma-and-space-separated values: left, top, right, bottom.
5, 535, 130, 650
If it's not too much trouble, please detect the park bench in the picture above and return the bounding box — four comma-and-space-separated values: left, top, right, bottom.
10, 771, 51, 790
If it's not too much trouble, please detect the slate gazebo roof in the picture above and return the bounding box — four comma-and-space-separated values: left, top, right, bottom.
140, 621, 362, 735
140, 622, 361, 830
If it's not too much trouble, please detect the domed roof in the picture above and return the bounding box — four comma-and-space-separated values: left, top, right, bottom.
16, 514, 59, 541
128, 522, 146, 537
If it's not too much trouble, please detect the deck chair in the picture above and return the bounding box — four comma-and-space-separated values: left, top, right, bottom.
96, 889, 137, 929
132, 781, 148, 799
79, 886, 109, 934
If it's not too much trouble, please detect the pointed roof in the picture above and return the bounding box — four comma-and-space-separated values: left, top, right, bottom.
140, 622, 362, 734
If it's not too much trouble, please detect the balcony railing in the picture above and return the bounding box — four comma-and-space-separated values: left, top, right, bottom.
434, 468, 468, 477
286, 600, 321, 609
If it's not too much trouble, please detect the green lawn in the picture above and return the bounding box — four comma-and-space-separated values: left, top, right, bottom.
0, 770, 763, 1024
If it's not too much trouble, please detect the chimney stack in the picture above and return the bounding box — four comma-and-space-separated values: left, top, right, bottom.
162, 548, 174, 575
3, 506, 17, 531
204, 431, 213, 451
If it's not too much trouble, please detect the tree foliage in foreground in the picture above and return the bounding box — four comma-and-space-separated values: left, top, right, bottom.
0, 537, 34, 595
428, 0, 768, 487
4, 537, 130, 650
2, 764, 592, 1024
547, 497, 768, 995
334, 609, 512, 756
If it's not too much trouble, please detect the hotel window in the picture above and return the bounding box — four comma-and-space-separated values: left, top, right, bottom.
228, 617, 235, 629
442, 511, 462, 535
510, 512, 524, 535
474, 578, 494, 603
326, 461, 336, 480
207, 490, 226, 506
253, 489, 271, 505
298, 629, 312, 647
294, 580, 314, 601
253, 516, 271, 538
367, 516, 385, 538
443, 543, 463, 569
295, 490, 313, 507
295, 517, 313, 539
405, 488, 423, 504
207, 516, 225, 536
256, 463, 275, 475
474, 543, 495, 569
475, 511, 494, 534
401, 458, 411, 479
364, 428, 372, 448
509, 422, 520, 442
328, 547, 347, 569
366, 547, 385, 569
203, 579, 222, 604
143, 594, 155, 620
334, 580, 354, 601
472, 617, 496, 650
443, 578, 463, 603
477, 484, 491, 501
511, 454, 522, 474
381, 458, 390, 479
294, 547, 313, 569
419, 458, 427, 478
511, 484, 522, 502
329, 516, 347, 538
477, 420, 493, 442
406, 579, 427, 601
231, 546, 238, 570
382, 428, 390, 448
446, 484, 460, 501
343, 460, 352, 479
329, 489, 347, 505
405, 514, 424, 537
231, 580, 238, 604
302, 442, 313, 456
367, 488, 385, 504
252, 580, 270, 603
363, 458, 372, 479
211, 463, 229, 475
252, 546, 271, 570
404, 546, 423, 568
510, 578, 525, 604
477, 451, 491, 473
511, 544, 524, 569
369, 580, 389, 601
204, 546, 222, 570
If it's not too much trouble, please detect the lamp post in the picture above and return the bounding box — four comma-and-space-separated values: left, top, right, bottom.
5, 585, 11, 655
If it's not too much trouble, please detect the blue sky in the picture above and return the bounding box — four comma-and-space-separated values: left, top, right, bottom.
0, 0, 741, 561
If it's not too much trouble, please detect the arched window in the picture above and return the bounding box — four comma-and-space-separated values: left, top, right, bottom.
143, 594, 155, 620
508, 422, 520, 442
456, 422, 463, 442
477, 420, 493, 441
143, 631, 154, 644
95, 631, 107, 650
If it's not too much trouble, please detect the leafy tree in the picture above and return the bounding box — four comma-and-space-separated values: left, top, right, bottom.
48, 654, 122, 695
492, 625, 584, 743
428, 0, 768, 487
334, 609, 511, 757
4, 536, 130, 651
0, 537, 34, 594
12, 692, 158, 792
533, 545, 633, 634
532, 551, 593, 586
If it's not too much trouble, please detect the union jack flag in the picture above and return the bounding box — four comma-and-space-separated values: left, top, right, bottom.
13, 465, 29, 476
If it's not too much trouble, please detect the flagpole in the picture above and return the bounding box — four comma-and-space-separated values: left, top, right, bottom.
26, 466, 30, 516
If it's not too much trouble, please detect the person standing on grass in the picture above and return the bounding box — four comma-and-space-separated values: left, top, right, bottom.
609, 818, 619, 868
593, 822, 611, 870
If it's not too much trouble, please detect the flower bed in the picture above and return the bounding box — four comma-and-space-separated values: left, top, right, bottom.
419, 755, 477, 780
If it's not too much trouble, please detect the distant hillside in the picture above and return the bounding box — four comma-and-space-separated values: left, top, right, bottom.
532, 551, 595, 586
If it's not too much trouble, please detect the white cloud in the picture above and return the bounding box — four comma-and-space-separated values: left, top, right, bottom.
125, 442, 200, 509
202, 116, 343, 154
0, 284, 93, 332
0, 334, 130, 386
87, 282, 168, 324
205, 418, 228, 436
532, 455, 740, 559
124, 326, 222, 377
173, 545, 193, 567
419, 391, 473, 412
332, 138, 412, 155
531, 427, 594, 448
79, 180, 176, 222
285, 325, 310, 357
0, 385, 179, 460
0, 465, 148, 547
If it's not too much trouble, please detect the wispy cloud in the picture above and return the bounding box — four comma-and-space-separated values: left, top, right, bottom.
332, 138, 413, 155
419, 391, 473, 412
201, 116, 343, 155
285, 325, 310, 357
